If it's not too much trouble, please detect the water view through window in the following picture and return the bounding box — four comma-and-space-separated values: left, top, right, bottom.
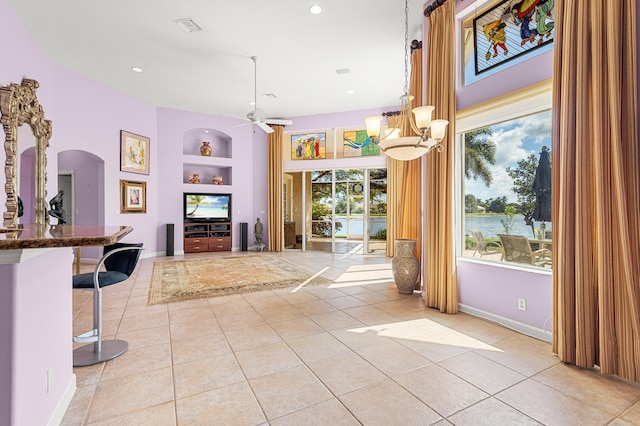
463, 109, 552, 268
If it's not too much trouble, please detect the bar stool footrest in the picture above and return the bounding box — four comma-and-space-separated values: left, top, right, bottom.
73, 340, 128, 367
73, 329, 98, 343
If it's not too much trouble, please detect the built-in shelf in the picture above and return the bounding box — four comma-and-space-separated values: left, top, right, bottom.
183, 129, 232, 158
181, 129, 235, 250
182, 128, 233, 186
183, 155, 233, 166
182, 165, 231, 185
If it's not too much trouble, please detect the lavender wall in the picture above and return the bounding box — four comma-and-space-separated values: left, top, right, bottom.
13, 249, 74, 426
50, 64, 159, 254
58, 150, 105, 259
458, 260, 552, 333
286, 107, 394, 133
0, 0, 55, 215
156, 108, 265, 251
0, 1, 74, 424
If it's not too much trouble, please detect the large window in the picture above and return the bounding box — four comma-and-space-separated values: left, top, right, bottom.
462, 109, 552, 269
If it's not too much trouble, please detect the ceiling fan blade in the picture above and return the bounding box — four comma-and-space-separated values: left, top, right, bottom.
232, 120, 251, 128
264, 118, 293, 126
257, 122, 274, 133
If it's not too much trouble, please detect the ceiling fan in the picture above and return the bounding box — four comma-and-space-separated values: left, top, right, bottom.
237, 56, 292, 134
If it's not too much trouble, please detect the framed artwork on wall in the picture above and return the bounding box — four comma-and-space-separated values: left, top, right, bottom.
473, 0, 554, 75
120, 179, 146, 213
120, 130, 150, 175
291, 132, 326, 160
343, 129, 380, 157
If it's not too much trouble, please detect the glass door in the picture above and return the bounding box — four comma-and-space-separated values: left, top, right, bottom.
309, 170, 334, 252
334, 169, 365, 254
293, 168, 387, 255
367, 168, 387, 254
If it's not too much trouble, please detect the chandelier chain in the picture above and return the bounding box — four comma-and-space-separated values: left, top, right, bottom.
404, 0, 409, 96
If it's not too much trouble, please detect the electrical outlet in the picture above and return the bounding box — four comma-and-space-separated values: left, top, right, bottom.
517, 298, 527, 311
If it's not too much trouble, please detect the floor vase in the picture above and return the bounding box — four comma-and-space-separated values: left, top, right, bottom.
392, 239, 419, 295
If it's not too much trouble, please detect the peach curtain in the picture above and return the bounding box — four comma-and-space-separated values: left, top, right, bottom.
385, 48, 424, 260
386, 129, 403, 257
267, 125, 284, 251
424, 1, 458, 312
552, 0, 640, 382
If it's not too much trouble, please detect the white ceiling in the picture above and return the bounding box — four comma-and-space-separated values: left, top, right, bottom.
8, 0, 427, 121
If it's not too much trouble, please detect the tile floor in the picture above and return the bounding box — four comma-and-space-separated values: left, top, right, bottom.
62, 250, 640, 425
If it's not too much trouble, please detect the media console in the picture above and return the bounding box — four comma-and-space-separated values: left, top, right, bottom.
184, 221, 231, 253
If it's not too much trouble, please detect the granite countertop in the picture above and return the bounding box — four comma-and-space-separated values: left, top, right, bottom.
0, 224, 133, 250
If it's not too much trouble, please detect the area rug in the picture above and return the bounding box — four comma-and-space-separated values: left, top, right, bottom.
148, 255, 329, 304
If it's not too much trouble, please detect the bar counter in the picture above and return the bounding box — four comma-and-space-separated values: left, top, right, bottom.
0, 224, 134, 425
0, 224, 133, 249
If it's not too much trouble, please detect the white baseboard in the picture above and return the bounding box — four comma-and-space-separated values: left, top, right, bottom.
458, 304, 553, 342
47, 373, 76, 426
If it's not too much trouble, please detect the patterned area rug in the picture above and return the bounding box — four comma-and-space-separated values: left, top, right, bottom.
148, 255, 329, 304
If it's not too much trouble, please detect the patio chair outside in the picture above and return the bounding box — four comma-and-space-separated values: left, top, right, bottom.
497, 234, 552, 267
468, 229, 503, 259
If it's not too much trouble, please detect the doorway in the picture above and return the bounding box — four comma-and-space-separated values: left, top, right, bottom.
286, 168, 387, 255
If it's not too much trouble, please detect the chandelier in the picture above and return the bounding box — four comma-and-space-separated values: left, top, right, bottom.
364, 0, 448, 161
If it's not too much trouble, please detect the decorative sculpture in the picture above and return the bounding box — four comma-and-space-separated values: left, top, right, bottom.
48, 190, 66, 224
254, 217, 265, 251
254, 217, 263, 245
17, 196, 23, 218
188, 173, 200, 184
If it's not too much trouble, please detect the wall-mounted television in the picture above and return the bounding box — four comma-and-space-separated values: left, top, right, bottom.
183, 192, 231, 222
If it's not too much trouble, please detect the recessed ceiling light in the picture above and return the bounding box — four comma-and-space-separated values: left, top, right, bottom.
131, 67, 142, 73
347, 90, 355, 95
250, 101, 256, 106
309, 5, 322, 14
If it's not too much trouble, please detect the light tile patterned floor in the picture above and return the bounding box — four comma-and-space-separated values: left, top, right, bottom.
62, 251, 640, 425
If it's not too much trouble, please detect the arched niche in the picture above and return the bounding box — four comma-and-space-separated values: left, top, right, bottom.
0, 78, 52, 228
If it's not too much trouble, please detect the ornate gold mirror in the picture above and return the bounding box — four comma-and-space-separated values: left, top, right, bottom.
0, 78, 52, 228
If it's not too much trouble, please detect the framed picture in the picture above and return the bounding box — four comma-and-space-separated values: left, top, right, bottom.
343, 129, 380, 157
120, 130, 150, 175
473, 0, 554, 75
291, 132, 326, 160
120, 179, 146, 213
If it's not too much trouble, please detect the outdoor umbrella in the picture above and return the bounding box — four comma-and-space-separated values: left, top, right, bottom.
532, 146, 552, 235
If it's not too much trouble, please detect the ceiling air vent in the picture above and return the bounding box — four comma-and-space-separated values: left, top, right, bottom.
174, 18, 202, 33
336, 68, 351, 75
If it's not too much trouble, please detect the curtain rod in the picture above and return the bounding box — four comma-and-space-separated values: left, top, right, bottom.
424, 0, 448, 17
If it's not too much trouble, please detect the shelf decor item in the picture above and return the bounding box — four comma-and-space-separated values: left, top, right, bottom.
120, 179, 147, 213
200, 141, 212, 156
188, 173, 200, 184
391, 239, 420, 294
212, 175, 223, 185
120, 130, 150, 175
